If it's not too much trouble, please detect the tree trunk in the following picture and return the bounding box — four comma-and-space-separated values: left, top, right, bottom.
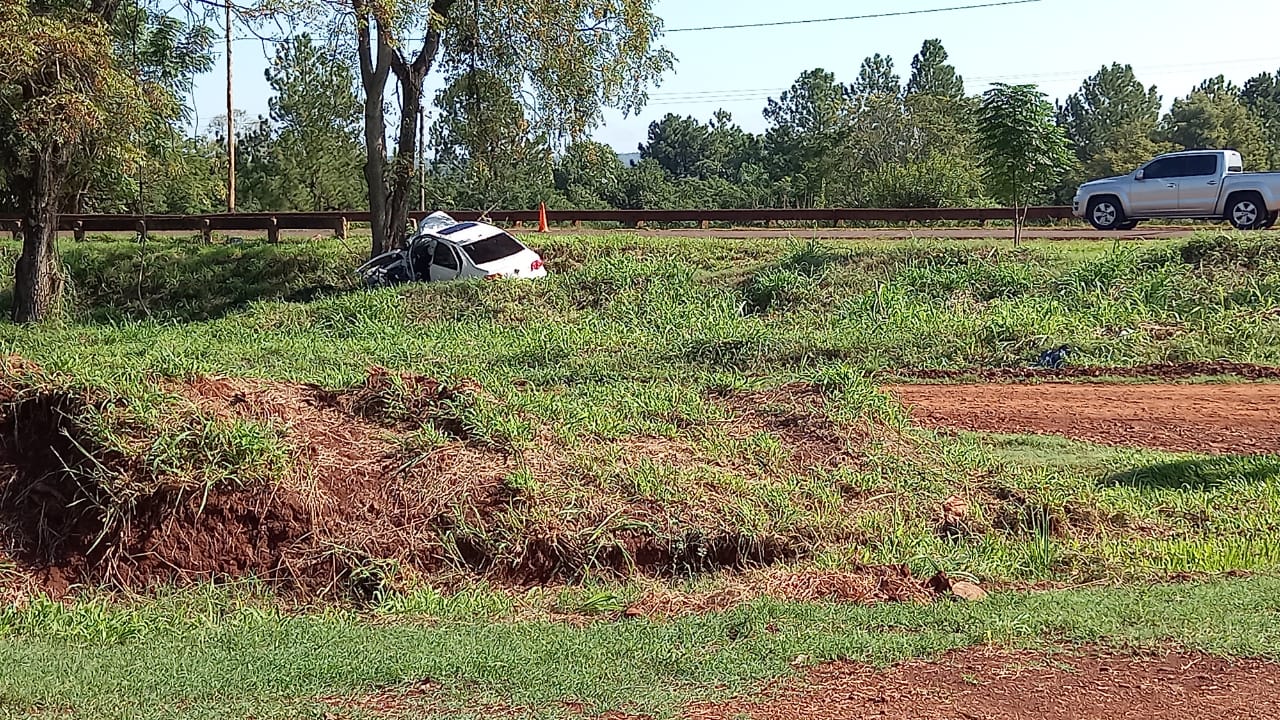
387, 69, 425, 246
12, 157, 64, 323
355, 0, 453, 256
356, 1, 393, 259
384, 0, 453, 249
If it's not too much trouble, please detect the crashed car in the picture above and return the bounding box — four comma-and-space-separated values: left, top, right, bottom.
358, 211, 548, 286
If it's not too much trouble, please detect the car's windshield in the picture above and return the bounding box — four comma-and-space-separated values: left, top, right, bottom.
462, 233, 526, 265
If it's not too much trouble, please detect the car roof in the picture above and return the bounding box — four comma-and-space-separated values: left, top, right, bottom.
429, 220, 521, 246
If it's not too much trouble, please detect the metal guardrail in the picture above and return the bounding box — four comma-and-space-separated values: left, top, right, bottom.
0, 206, 1075, 240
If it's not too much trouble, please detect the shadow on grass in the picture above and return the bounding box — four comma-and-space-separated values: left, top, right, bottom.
1101, 455, 1280, 491
0, 241, 363, 322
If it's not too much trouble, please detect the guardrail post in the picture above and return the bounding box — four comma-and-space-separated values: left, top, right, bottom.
134, 219, 148, 241
73, 221, 85, 242
267, 216, 280, 243
201, 219, 212, 244
572, 220, 582, 228
700, 220, 710, 229
334, 216, 348, 240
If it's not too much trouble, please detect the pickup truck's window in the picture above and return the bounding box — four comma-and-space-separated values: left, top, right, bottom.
1183, 155, 1219, 177
1144, 157, 1187, 179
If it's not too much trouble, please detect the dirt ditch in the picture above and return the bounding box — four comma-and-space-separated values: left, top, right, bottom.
891, 360, 1280, 382
888, 382, 1280, 454
0, 366, 892, 596
672, 647, 1280, 720
0, 368, 512, 596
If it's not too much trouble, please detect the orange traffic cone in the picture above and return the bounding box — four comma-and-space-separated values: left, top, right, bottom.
537, 202, 549, 233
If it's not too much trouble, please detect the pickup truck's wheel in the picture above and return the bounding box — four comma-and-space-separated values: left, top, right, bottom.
1086, 197, 1126, 231
1264, 211, 1278, 229
1117, 220, 1140, 230
1227, 193, 1266, 230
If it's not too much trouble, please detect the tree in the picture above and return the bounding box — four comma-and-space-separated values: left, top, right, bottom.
638, 114, 712, 179
554, 140, 625, 207
264, 34, 365, 211
763, 69, 853, 206
850, 53, 900, 98
905, 39, 963, 100
1241, 70, 1280, 168
1057, 64, 1162, 187
1160, 77, 1269, 166
286, 0, 671, 259
1, 2, 166, 322
976, 83, 1072, 246
703, 110, 760, 180
429, 69, 552, 209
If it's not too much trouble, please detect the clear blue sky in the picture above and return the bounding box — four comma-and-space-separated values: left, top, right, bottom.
190, 0, 1280, 153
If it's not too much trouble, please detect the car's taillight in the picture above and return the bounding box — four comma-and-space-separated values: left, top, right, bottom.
484, 273, 503, 281
530, 259, 544, 271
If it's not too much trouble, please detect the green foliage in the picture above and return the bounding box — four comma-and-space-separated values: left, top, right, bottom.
763, 69, 852, 206
850, 53, 901, 98
1057, 64, 1164, 191
639, 113, 714, 178
977, 83, 1073, 243
0, 3, 159, 204
554, 140, 628, 207
262, 34, 365, 212
1242, 69, 1280, 169
1160, 77, 1270, 167
906, 39, 965, 100
860, 151, 987, 208
430, 69, 554, 209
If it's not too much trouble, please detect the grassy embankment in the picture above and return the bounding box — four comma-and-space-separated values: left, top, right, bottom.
0, 231, 1278, 717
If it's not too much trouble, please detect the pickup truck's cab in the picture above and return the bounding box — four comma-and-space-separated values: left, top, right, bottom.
1072, 150, 1280, 231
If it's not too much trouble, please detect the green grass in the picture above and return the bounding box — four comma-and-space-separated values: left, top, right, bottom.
3, 232, 1280, 717
1, 576, 1278, 719
1, 232, 1279, 591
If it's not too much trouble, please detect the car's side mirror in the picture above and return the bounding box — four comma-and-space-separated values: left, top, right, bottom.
1135, 170, 1145, 181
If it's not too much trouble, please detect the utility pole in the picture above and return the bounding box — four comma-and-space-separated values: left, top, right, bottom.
225, 1, 236, 212
418, 105, 426, 212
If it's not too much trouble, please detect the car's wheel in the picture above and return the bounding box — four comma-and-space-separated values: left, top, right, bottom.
1117, 220, 1140, 231
1227, 193, 1266, 230
1263, 211, 1278, 230
1086, 197, 1125, 231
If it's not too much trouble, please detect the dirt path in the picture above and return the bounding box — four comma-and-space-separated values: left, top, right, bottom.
681, 648, 1280, 720
886, 383, 1280, 454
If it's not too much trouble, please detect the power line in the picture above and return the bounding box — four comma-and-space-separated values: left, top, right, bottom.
641, 54, 1280, 106
664, 0, 1045, 33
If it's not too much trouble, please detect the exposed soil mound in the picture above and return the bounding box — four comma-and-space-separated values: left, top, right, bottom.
719, 383, 862, 470
891, 360, 1280, 382
888, 382, 1280, 454
0, 371, 891, 596
676, 648, 1280, 720
0, 369, 510, 596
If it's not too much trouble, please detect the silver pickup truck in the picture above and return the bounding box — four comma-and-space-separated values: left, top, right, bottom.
1072, 150, 1280, 231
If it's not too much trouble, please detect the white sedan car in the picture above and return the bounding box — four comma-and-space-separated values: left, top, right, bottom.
358, 212, 548, 285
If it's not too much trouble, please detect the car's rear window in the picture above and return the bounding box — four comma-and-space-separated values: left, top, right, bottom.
462, 233, 525, 265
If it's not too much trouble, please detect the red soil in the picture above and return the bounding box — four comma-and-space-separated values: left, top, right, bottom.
888, 382, 1280, 454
